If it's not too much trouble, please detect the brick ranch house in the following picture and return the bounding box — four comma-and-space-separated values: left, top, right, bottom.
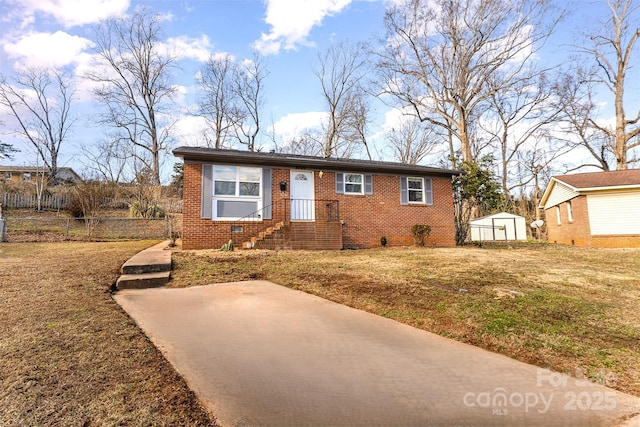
539, 169, 640, 248
174, 147, 460, 250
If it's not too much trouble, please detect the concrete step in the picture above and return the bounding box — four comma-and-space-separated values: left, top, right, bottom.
116, 271, 171, 290
121, 241, 172, 274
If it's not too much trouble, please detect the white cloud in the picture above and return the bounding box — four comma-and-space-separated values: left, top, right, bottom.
271, 111, 326, 141
3, 31, 94, 68
254, 0, 353, 55
173, 114, 211, 147
381, 106, 415, 132
15, 0, 129, 27
163, 35, 213, 62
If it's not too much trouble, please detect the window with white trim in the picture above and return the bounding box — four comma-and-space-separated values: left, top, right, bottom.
408, 177, 425, 203
336, 173, 373, 195
400, 176, 433, 205
344, 173, 363, 194
214, 166, 261, 197
567, 201, 573, 222
211, 166, 262, 220
556, 206, 562, 225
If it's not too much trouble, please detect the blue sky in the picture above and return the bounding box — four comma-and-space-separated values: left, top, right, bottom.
0, 0, 391, 178
0, 0, 637, 181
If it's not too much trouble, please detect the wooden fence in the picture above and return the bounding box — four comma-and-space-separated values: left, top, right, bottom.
0, 193, 182, 213
1, 193, 69, 210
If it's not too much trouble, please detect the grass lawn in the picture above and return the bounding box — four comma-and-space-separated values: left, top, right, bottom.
0, 241, 215, 426
171, 244, 640, 397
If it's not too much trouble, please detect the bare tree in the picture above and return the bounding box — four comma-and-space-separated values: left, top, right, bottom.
0, 141, 17, 160
233, 52, 268, 151
0, 119, 17, 159
557, 68, 615, 170
376, 0, 563, 164
80, 137, 132, 183
280, 132, 325, 156
344, 90, 373, 160
576, 0, 640, 169
0, 68, 74, 183
316, 40, 370, 158
480, 72, 568, 198
514, 134, 574, 213
197, 54, 240, 149
86, 7, 176, 185
385, 116, 442, 164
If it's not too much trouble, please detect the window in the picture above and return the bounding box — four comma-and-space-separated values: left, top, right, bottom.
344, 173, 363, 194
335, 173, 373, 195
22, 173, 31, 182
400, 177, 433, 205
567, 201, 573, 222
201, 164, 271, 221
408, 178, 424, 203
3, 172, 11, 180
556, 206, 562, 225
214, 166, 261, 197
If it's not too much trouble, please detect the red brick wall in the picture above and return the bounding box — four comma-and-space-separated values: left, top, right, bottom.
545, 196, 640, 248
182, 162, 283, 250
182, 162, 457, 249
545, 196, 591, 246
314, 171, 455, 248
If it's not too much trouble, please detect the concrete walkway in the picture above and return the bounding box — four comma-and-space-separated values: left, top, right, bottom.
116, 241, 172, 289
114, 280, 640, 427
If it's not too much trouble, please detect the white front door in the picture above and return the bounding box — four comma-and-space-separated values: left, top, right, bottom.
290, 170, 315, 221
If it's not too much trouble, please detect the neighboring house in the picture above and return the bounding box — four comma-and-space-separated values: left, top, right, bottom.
539, 170, 640, 248
173, 147, 460, 250
0, 166, 82, 184
470, 212, 527, 243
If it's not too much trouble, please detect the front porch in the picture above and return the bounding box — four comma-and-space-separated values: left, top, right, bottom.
229, 199, 343, 250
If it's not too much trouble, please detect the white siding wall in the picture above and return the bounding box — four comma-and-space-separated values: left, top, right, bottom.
587, 191, 640, 235
545, 181, 579, 208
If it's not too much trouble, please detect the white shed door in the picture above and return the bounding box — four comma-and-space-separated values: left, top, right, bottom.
587, 192, 640, 235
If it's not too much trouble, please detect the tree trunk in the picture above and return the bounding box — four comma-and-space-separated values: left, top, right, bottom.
615, 66, 627, 170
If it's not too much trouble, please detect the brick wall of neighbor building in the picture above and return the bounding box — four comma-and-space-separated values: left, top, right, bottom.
545, 196, 591, 246
545, 195, 640, 248
182, 162, 457, 250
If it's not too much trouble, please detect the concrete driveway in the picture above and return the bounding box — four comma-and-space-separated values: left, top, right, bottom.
114, 280, 640, 426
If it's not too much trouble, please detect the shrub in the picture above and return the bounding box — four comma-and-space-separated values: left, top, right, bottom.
65, 194, 85, 218
129, 201, 165, 219
411, 224, 431, 246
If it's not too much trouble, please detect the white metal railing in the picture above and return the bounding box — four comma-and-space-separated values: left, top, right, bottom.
290, 198, 315, 221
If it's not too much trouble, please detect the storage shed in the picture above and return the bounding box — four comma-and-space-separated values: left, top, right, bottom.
470, 212, 527, 242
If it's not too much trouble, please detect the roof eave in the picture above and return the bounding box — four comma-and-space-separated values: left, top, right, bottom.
173, 147, 460, 177
538, 178, 557, 209
574, 184, 640, 192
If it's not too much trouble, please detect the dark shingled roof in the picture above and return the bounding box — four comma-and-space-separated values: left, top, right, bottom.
173, 147, 460, 177
554, 169, 640, 189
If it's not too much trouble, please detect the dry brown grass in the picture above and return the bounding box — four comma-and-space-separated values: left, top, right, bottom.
170, 244, 640, 397
0, 241, 215, 426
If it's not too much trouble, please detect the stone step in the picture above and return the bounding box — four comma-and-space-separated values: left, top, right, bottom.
116, 271, 171, 290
